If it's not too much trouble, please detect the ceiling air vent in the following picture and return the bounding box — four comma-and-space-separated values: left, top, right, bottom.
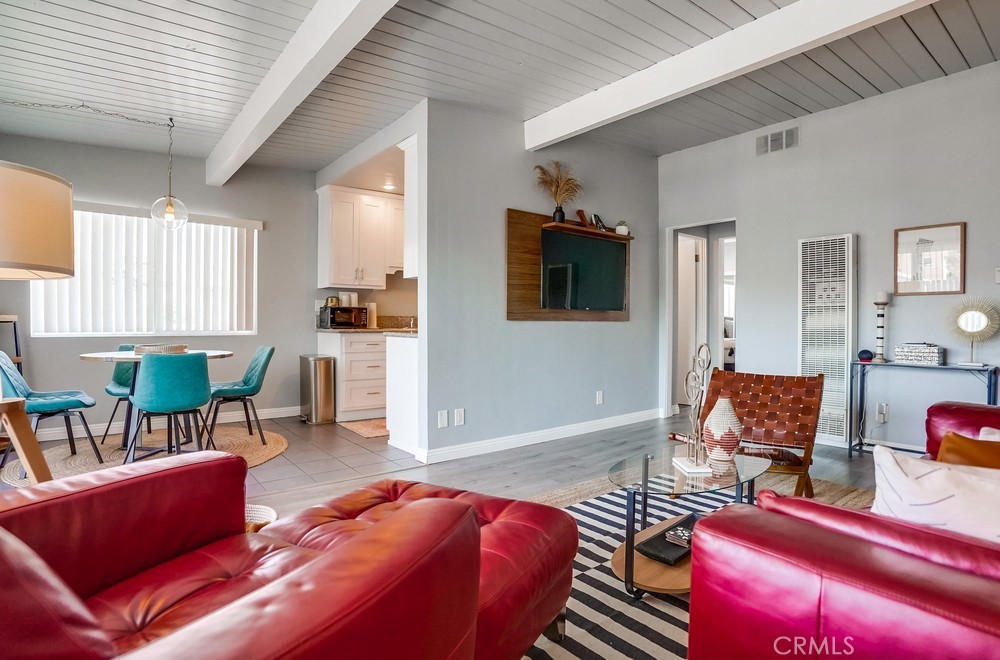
756, 126, 799, 156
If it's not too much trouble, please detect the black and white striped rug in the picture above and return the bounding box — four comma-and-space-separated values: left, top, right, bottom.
525, 482, 736, 660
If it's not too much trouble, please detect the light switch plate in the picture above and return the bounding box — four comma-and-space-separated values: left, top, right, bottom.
437, 410, 448, 428
995, 267, 1000, 284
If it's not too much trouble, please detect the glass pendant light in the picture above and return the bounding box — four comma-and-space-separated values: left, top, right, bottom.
151, 117, 188, 230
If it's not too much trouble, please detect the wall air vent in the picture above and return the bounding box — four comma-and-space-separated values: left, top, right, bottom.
798, 233, 857, 445
756, 126, 800, 156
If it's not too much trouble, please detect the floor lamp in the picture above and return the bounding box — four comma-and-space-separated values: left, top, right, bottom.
0, 160, 76, 483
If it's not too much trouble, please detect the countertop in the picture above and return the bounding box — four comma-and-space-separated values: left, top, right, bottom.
384, 331, 418, 338
316, 328, 417, 334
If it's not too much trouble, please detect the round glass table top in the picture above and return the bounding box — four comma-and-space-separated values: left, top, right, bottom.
607, 441, 772, 496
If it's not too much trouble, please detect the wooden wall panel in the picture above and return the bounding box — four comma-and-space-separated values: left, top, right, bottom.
506, 208, 629, 322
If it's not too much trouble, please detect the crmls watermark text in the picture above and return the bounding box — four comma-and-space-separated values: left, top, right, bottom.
774, 636, 855, 656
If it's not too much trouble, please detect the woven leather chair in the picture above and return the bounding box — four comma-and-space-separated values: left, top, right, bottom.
701, 368, 824, 498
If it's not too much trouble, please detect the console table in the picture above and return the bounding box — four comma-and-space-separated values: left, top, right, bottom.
847, 361, 998, 457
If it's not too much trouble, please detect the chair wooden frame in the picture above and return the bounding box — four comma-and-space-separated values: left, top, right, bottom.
701, 368, 824, 498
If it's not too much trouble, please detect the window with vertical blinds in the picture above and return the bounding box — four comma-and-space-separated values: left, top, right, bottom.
30, 210, 257, 336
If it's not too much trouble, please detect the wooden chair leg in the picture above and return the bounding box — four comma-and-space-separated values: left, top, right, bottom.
793, 475, 806, 497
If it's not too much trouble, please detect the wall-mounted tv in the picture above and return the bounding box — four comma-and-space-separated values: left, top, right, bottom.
541, 231, 627, 311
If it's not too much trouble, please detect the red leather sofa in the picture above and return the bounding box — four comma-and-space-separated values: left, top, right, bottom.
925, 400, 1000, 458
0, 452, 482, 658
264, 479, 579, 660
689, 490, 1000, 658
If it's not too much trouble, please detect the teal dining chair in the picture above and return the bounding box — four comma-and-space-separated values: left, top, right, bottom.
100, 343, 136, 444
0, 350, 103, 468
124, 353, 214, 464
207, 346, 274, 444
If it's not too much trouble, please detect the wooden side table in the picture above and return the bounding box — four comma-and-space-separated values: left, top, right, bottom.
0, 398, 52, 484
610, 515, 692, 594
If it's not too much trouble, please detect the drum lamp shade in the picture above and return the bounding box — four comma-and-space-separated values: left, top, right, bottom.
0, 160, 74, 279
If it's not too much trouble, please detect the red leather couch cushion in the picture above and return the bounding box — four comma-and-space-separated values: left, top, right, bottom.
0, 451, 247, 600
86, 534, 321, 654
758, 490, 1000, 581
266, 479, 578, 660
123, 498, 482, 660
0, 526, 114, 659
925, 401, 1000, 458
690, 504, 1000, 659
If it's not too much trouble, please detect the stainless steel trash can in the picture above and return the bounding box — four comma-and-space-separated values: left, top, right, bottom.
300, 354, 334, 424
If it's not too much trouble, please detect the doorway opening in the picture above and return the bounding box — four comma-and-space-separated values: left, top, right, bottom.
674, 233, 707, 405
669, 221, 736, 412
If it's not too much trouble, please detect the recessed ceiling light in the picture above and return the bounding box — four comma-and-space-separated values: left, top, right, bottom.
383, 183, 396, 191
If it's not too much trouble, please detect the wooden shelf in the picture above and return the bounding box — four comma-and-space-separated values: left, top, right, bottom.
542, 221, 634, 242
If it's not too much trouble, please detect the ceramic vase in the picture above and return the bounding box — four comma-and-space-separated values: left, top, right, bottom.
702, 396, 741, 466
552, 206, 565, 223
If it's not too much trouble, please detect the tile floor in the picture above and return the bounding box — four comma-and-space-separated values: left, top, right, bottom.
246, 417, 418, 497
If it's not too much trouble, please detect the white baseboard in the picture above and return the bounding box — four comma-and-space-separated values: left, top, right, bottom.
421, 409, 662, 465
31, 405, 302, 443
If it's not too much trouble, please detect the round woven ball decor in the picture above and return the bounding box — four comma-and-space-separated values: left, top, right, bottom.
1, 426, 288, 488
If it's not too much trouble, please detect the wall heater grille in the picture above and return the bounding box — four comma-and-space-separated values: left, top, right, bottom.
798, 234, 856, 444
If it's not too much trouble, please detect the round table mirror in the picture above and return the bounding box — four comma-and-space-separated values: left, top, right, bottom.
958, 310, 989, 334
951, 297, 1000, 365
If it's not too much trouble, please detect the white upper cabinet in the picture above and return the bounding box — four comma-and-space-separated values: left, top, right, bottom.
385, 197, 404, 273
317, 186, 401, 289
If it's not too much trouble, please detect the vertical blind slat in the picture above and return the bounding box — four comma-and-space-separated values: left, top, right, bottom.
31, 211, 256, 335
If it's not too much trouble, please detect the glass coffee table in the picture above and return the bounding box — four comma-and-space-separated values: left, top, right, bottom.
608, 441, 771, 597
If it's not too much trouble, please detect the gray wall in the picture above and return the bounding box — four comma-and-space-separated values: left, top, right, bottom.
424, 102, 660, 449
659, 61, 1000, 449
0, 134, 317, 429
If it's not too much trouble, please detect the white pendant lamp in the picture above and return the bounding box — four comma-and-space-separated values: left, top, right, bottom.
151, 117, 188, 230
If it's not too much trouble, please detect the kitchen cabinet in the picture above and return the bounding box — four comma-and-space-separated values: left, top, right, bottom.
385, 197, 404, 273
317, 332, 387, 421
317, 186, 403, 289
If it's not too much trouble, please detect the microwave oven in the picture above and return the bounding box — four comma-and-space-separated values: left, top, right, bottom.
319, 306, 368, 329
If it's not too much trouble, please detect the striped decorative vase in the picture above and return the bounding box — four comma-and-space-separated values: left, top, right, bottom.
702, 396, 742, 467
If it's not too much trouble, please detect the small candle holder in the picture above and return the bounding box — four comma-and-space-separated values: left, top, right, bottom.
873, 290, 890, 363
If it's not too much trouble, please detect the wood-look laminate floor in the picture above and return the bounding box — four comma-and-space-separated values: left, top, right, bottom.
251, 413, 875, 516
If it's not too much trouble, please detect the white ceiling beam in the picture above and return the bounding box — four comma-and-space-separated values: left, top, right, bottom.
523, 0, 937, 150
205, 0, 397, 186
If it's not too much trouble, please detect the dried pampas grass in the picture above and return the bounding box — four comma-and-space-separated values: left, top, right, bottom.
534, 161, 582, 207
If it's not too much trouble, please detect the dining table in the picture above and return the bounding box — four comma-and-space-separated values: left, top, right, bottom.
79, 349, 233, 463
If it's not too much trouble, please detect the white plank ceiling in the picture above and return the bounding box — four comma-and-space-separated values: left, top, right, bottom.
0, 0, 316, 157
1, 0, 998, 173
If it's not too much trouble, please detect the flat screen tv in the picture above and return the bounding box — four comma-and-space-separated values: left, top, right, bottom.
541, 231, 626, 311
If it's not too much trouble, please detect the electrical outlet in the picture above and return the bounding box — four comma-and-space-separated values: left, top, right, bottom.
437, 410, 448, 428
596, 390, 604, 405
454, 408, 465, 426
876, 403, 888, 424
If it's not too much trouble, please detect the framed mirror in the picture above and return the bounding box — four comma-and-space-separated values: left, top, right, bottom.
950, 296, 1000, 366
894, 222, 965, 295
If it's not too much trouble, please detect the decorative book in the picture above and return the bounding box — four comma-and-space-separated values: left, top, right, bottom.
635, 513, 703, 566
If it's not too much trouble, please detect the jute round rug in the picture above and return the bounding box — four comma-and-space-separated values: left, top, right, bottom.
529, 472, 874, 510
1, 426, 288, 488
